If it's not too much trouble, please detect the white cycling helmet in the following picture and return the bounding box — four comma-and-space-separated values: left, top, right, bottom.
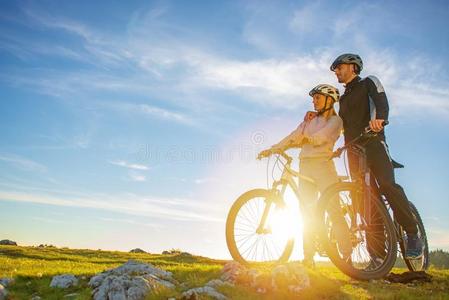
309, 84, 340, 102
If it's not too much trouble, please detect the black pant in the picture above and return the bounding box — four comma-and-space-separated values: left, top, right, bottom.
348, 139, 417, 257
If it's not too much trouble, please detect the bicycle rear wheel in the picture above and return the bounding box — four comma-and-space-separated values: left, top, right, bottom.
226, 189, 294, 265
397, 201, 429, 271
317, 182, 398, 280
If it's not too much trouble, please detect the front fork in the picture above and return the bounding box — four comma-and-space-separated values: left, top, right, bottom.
255, 181, 287, 234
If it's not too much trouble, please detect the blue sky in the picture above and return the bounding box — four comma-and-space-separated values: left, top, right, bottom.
0, 0, 448, 259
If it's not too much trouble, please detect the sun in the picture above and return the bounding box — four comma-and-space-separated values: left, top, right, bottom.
267, 188, 304, 247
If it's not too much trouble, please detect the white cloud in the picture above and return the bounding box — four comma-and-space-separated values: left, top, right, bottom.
5, 4, 449, 119
190, 52, 337, 108
194, 177, 219, 185
128, 172, 146, 182
106, 102, 193, 125
109, 160, 149, 170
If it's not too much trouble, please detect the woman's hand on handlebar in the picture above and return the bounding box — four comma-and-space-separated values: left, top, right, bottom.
257, 146, 281, 160
257, 149, 271, 160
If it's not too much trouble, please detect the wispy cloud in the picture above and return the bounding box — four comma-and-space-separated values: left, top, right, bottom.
102, 102, 195, 125
21, 5, 127, 67
127, 172, 146, 182
194, 177, 219, 185
31, 216, 65, 224
0, 190, 223, 223
109, 160, 149, 170
0, 153, 47, 172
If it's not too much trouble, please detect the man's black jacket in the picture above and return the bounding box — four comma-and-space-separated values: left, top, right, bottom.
339, 75, 389, 143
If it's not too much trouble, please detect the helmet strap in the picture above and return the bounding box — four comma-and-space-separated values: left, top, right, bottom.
316, 96, 333, 116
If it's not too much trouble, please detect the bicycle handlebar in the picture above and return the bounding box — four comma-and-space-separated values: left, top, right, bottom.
259, 120, 389, 162
330, 120, 389, 159
274, 150, 293, 164
257, 147, 293, 164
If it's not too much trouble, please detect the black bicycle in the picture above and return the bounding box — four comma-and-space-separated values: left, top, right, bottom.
317, 123, 429, 280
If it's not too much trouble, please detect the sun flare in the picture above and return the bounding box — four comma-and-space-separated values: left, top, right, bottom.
268, 189, 304, 246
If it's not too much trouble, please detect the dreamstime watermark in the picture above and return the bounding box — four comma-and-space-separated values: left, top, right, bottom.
136, 130, 268, 164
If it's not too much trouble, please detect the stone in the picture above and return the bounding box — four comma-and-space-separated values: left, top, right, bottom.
109, 260, 173, 281
142, 274, 175, 289
0, 240, 17, 246
220, 261, 310, 294
0, 284, 7, 300
220, 261, 248, 283
89, 274, 107, 289
253, 273, 273, 293
288, 264, 310, 288
50, 274, 79, 289
205, 279, 233, 288
89, 260, 176, 300
129, 248, 146, 254
271, 265, 290, 290
181, 286, 227, 300
178, 252, 193, 257
0, 278, 14, 288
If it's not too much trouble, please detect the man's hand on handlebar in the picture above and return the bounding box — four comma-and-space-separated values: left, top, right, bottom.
332, 120, 390, 159
369, 119, 386, 133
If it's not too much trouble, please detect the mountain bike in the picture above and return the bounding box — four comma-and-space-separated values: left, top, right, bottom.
225, 141, 349, 265
317, 124, 429, 280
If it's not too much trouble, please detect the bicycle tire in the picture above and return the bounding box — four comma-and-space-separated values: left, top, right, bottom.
317, 182, 398, 280
226, 188, 294, 265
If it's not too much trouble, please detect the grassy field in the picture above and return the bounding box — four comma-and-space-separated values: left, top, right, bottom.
1, 245, 448, 299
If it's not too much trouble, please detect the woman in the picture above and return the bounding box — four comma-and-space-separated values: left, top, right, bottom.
258, 84, 352, 267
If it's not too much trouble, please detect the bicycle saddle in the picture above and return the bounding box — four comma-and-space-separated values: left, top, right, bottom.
392, 159, 404, 169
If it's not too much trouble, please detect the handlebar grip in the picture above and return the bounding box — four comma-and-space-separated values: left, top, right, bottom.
382, 120, 389, 126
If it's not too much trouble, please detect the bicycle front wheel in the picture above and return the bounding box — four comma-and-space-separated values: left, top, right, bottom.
317, 182, 398, 280
226, 189, 295, 265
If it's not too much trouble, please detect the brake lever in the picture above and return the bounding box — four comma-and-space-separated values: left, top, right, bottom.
328, 148, 343, 160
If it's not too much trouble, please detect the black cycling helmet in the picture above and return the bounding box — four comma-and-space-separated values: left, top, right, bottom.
330, 53, 363, 74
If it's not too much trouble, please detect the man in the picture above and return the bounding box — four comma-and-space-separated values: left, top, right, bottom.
330, 53, 423, 262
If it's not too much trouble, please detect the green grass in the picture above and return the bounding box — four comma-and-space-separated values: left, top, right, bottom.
1, 245, 449, 299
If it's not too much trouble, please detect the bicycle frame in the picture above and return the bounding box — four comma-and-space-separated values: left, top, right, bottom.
255, 152, 315, 235
331, 126, 391, 228
346, 143, 376, 226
